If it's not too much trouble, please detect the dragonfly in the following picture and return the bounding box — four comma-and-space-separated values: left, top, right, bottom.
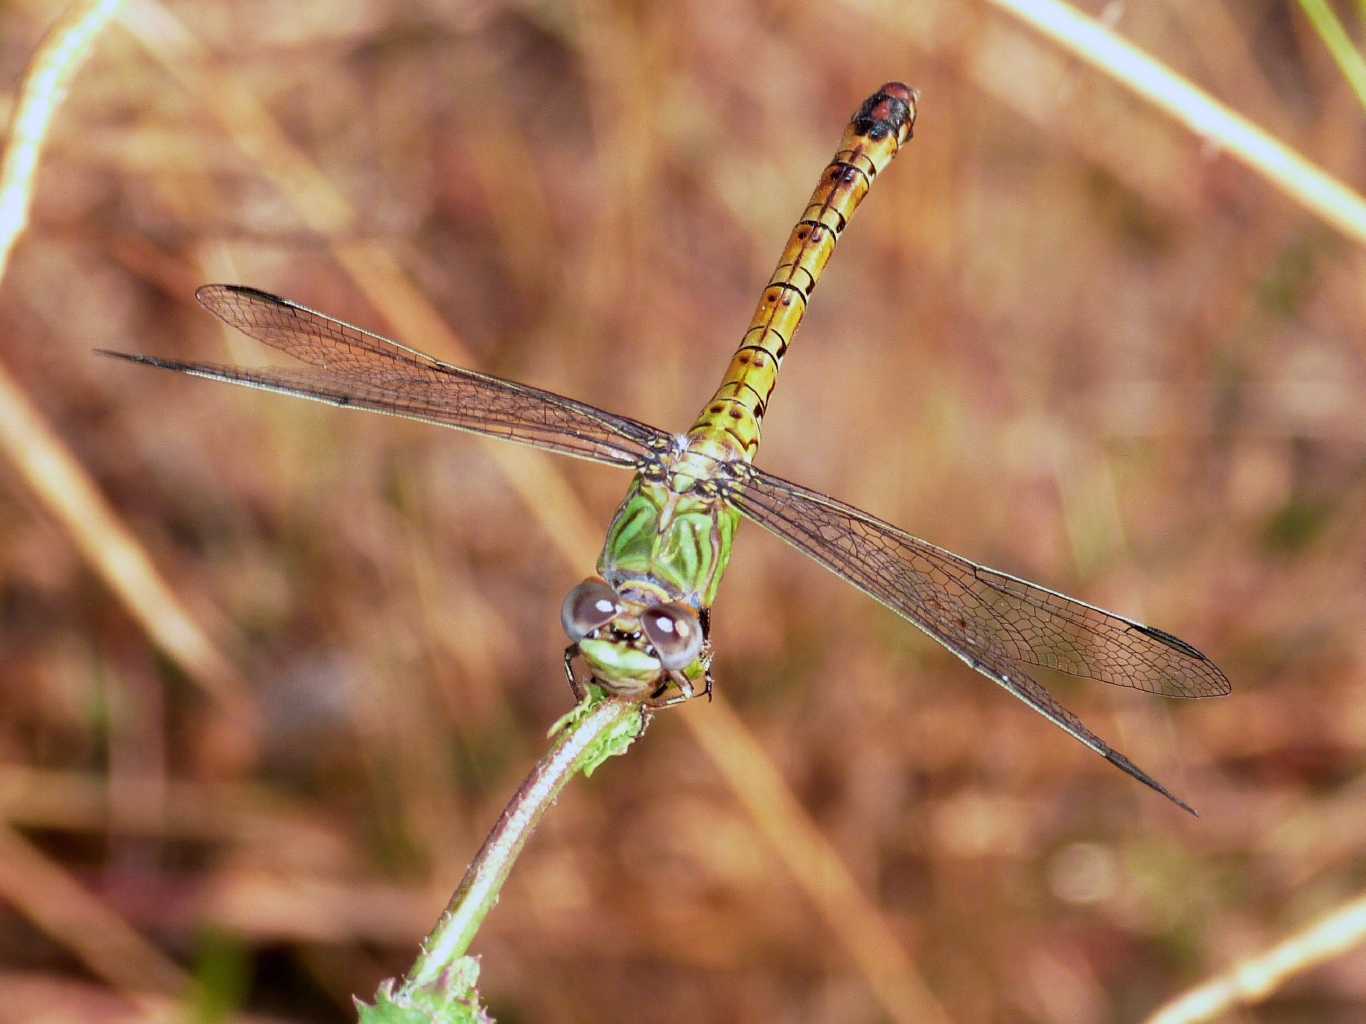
101, 83, 1228, 814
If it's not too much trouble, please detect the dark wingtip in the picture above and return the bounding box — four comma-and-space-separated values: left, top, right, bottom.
1167, 789, 1199, 818
1105, 749, 1199, 817
1150, 778, 1199, 818
93, 349, 190, 374
1127, 622, 1233, 697
195, 282, 285, 307
94, 348, 149, 364
1149, 780, 1199, 818
1131, 622, 1206, 661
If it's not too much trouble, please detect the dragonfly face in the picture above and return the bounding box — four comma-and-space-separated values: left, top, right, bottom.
561, 577, 708, 702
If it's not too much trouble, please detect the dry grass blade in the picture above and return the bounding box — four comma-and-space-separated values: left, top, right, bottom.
0, 821, 190, 1006
0, 0, 247, 710
0, 368, 249, 707
684, 701, 954, 1024
0, 0, 120, 281
1143, 891, 1366, 1024
0, 4, 250, 1008
983, 0, 1366, 245
0, 973, 286, 1024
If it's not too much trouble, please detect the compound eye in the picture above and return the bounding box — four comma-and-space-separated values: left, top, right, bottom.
641, 604, 704, 670
561, 578, 622, 641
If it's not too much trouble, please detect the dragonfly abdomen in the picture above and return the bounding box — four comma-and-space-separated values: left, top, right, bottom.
688, 83, 917, 461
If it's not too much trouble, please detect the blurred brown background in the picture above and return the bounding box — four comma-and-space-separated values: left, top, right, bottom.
2, 0, 1364, 1021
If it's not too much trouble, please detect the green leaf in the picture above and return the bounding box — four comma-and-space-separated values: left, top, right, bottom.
547, 686, 645, 777
357, 959, 491, 1024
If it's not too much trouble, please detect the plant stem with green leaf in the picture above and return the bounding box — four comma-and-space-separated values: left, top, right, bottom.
359, 690, 644, 1022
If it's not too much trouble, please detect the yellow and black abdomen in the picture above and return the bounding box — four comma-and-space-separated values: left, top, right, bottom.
688, 83, 917, 461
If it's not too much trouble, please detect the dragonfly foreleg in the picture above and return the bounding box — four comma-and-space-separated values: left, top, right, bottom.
643, 645, 716, 709
700, 639, 715, 702
562, 643, 588, 703
644, 670, 697, 709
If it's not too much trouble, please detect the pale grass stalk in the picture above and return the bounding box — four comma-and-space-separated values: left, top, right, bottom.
982, 0, 1366, 245
115, 3, 933, 1015
0, 368, 250, 709
0, 6, 246, 1010
1143, 891, 1366, 1024
685, 701, 954, 1024
1297, 0, 1366, 109
0, 0, 120, 282
0, 1, 249, 711
0, 821, 189, 1008
0, 974, 249, 1024
0, 763, 334, 845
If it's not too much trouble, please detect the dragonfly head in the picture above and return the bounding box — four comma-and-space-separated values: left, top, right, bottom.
561, 577, 705, 697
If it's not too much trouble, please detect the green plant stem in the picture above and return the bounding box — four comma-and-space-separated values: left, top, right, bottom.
981, 0, 1366, 245
400, 696, 642, 992
1297, 0, 1366, 109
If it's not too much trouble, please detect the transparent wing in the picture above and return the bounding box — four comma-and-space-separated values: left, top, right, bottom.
728, 466, 1230, 814
99, 284, 671, 469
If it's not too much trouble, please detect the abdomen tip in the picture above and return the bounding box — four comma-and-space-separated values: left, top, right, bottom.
878, 82, 915, 104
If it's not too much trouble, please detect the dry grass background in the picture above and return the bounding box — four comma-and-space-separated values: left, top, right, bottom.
1, 1, 1364, 1021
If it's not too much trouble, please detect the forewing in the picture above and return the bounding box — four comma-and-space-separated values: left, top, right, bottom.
99, 284, 669, 468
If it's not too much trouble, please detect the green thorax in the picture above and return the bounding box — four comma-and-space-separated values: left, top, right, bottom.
597, 447, 740, 610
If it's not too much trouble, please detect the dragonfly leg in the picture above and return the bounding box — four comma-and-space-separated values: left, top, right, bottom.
670, 670, 696, 702
700, 641, 714, 702
562, 644, 588, 703
646, 646, 717, 708
644, 670, 697, 709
